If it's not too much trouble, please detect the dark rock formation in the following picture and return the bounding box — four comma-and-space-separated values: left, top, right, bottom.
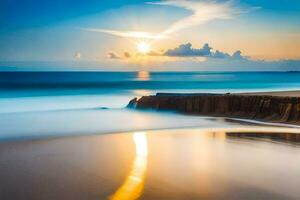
127, 93, 300, 125
226, 132, 300, 142
127, 97, 138, 109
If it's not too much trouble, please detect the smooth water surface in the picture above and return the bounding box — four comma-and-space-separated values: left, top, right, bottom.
1, 71, 300, 140
0, 129, 299, 200
2, 72, 300, 97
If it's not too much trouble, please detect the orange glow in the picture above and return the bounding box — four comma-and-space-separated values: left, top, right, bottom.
110, 132, 148, 200
136, 71, 150, 81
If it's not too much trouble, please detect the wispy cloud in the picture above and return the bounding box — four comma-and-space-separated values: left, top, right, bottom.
150, 0, 240, 35
82, 28, 167, 40
83, 0, 247, 40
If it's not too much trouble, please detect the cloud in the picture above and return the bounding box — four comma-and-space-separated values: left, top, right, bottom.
164, 43, 212, 57
124, 52, 131, 58
150, 0, 241, 35
231, 50, 245, 59
107, 52, 122, 59
212, 50, 230, 59
83, 0, 248, 40
106, 42, 247, 60
107, 51, 132, 59
74, 52, 81, 59
163, 42, 247, 60
82, 28, 167, 40
211, 49, 248, 60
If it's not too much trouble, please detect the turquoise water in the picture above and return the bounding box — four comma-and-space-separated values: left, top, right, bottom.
1, 71, 300, 140
2, 72, 300, 97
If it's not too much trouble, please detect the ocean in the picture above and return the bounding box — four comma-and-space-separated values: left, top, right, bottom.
1, 71, 300, 140
2, 71, 300, 96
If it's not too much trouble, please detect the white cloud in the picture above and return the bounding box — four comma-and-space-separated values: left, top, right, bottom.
82, 28, 167, 40
150, 0, 240, 35
83, 0, 246, 40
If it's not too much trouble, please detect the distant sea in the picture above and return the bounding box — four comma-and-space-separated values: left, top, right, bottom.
2, 71, 300, 96
1, 71, 300, 140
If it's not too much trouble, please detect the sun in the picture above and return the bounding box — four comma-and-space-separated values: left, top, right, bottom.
137, 42, 151, 54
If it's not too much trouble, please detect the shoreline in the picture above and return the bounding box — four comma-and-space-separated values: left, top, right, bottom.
1, 124, 300, 144
2, 90, 300, 142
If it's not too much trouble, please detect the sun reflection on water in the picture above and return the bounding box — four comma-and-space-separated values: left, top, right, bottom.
136, 71, 150, 81
109, 132, 148, 200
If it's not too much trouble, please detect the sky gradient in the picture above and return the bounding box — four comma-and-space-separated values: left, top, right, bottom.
0, 0, 300, 71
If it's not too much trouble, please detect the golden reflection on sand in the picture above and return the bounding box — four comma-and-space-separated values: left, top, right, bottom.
109, 132, 148, 200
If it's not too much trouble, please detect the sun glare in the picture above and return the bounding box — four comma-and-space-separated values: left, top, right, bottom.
110, 132, 148, 200
137, 42, 151, 54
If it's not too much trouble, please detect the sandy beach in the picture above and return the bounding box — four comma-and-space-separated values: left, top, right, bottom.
1, 128, 300, 200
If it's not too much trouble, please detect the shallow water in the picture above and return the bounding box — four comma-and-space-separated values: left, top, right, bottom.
2, 71, 300, 140
1, 95, 300, 140
0, 129, 299, 200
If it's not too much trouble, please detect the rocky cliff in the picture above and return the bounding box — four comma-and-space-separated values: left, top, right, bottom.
127, 93, 300, 125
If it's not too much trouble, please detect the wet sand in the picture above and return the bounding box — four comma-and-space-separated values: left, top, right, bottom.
1, 128, 300, 200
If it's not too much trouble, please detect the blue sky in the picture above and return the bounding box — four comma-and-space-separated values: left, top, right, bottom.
0, 0, 300, 71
